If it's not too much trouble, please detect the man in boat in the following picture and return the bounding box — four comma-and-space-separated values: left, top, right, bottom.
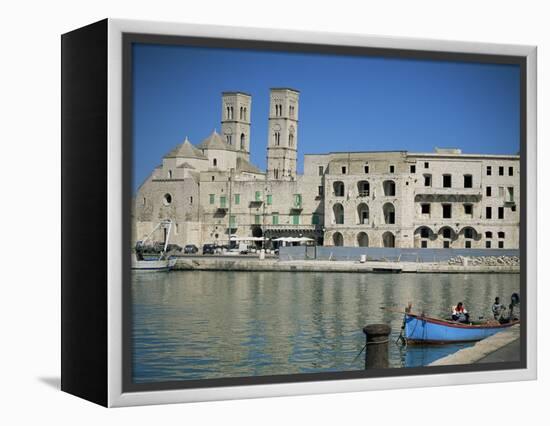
452, 302, 470, 323
491, 297, 506, 320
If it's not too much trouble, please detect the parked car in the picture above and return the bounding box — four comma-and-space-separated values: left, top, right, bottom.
184, 244, 198, 254
202, 244, 216, 255
165, 243, 182, 253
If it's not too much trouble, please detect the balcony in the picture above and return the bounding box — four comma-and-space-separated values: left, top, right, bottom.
415, 187, 482, 196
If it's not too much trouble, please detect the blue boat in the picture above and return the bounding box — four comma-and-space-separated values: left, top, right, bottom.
404, 313, 518, 344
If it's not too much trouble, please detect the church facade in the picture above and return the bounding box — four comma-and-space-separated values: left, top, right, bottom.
133, 88, 520, 250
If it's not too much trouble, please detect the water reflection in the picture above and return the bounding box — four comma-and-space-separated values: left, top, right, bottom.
132, 271, 519, 383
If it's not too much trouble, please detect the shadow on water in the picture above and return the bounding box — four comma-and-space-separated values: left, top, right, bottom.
131, 271, 519, 383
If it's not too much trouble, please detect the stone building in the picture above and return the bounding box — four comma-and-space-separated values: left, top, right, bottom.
133, 88, 520, 250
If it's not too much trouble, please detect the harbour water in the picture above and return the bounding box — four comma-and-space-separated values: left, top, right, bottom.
132, 271, 520, 383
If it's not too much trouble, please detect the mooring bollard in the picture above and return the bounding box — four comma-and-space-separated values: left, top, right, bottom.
363, 324, 391, 369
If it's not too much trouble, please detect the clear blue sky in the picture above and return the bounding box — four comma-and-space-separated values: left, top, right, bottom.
132, 43, 520, 191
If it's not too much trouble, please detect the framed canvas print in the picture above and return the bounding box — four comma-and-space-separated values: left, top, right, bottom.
61, 18, 537, 407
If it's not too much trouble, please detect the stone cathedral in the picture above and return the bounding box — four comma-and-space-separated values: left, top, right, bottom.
133, 88, 520, 250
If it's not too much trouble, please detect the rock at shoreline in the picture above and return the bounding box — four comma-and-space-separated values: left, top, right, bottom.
447, 255, 520, 266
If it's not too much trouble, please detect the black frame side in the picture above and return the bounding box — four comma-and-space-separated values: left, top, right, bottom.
61, 18, 108, 407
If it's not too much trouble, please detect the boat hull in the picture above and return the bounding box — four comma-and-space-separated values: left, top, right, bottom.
131, 257, 177, 272
405, 313, 518, 344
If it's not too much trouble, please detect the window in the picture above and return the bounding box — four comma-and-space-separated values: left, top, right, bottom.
288, 133, 294, 147
421, 240, 428, 248
234, 194, 240, 205
211, 176, 215, 181
499, 166, 504, 176
442, 204, 452, 219
486, 241, 492, 248
507, 187, 514, 202
410, 165, 416, 173
498, 241, 504, 248
421, 204, 430, 214
499, 186, 505, 198
312, 214, 320, 225
229, 215, 236, 227
213, 158, 217, 167
498, 207, 504, 219
486, 186, 492, 197
389, 165, 395, 173
255, 191, 261, 202
274, 169, 279, 179
424, 174, 432, 187
318, 186, 324, 197
443, 228, 452, 239
189, 196, 193, 204
486, 206, 492, 219
443, 240, 450, 248
163, 194, 172, 206
424, 162, 429, 169
272, 213, 279, 225
240, 134, 245, 150
291, 214, 300, 225
511, 205, 517, 212
487, 166, 492, 176
420, 228, 429, 238
509, 166, 514, 176
334, 181, 345, 197
464, 228, 473, 239
485, 231, 493, 238
498, 231, 505, 238
364, 165, 369, 174
209, 194, 215, 204
220, 196, 226, 208
142, 197, 146, 206
464, 174, 473, 188
464, 204, 473, 215
318, 166, 324, 176
465, 241, 472, 248
254, 214, 261, 225
341, 166, 347, 174
383, 180, 396, 196
168, 170, 172, 179
358, 181, 370, 197
294, 194, 302, 208
266, 194, 272, 205
443, 174, 452, 188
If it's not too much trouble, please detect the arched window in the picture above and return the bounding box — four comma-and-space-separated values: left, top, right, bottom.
357, 232, 369, 247
357, 181, 370, 197
357, 203, 369, 224
383, 203, 396, 224
333, 203, 344, 224
485, 231, 493, 238
163, 193, 172, 206
382, 232, 395, 248
333, 181, 345, 197
243, 107, 247, 120
333, 232, 344, 246
240, 133, 245, 150
168, 170, 172, 179
226, 135, 232, 145
213, 158, 217, 167
226, 106, 230, 119
498, 231, 505, 239
383, 180, 396, 196
289, 133, 294, 147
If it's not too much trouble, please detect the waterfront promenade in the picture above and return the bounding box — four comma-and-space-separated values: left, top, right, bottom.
172, 256, 519, 273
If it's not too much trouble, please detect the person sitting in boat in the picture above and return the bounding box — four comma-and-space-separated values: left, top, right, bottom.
452, 302, 470, 323
491, 297, 506, 320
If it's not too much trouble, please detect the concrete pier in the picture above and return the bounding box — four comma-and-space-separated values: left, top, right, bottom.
172, 256, 519, 274
428, 324, 520, 366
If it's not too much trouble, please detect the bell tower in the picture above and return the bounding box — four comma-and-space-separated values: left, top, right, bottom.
266, 88, 299, 180
221, 92, 251, 161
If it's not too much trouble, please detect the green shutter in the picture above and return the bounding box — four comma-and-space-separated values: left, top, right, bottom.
255, 191, 261, 202
294, 194, 302, 208
267, 194, 272, 205
234, 193, 240, 205
272, 214, 278, 225
220, 196, 226, 208
312, 214, 319, 225
229, 215, 236, 227
292, 214, 300, 225
254, 214, 261, 225
209, 194, 215, 204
